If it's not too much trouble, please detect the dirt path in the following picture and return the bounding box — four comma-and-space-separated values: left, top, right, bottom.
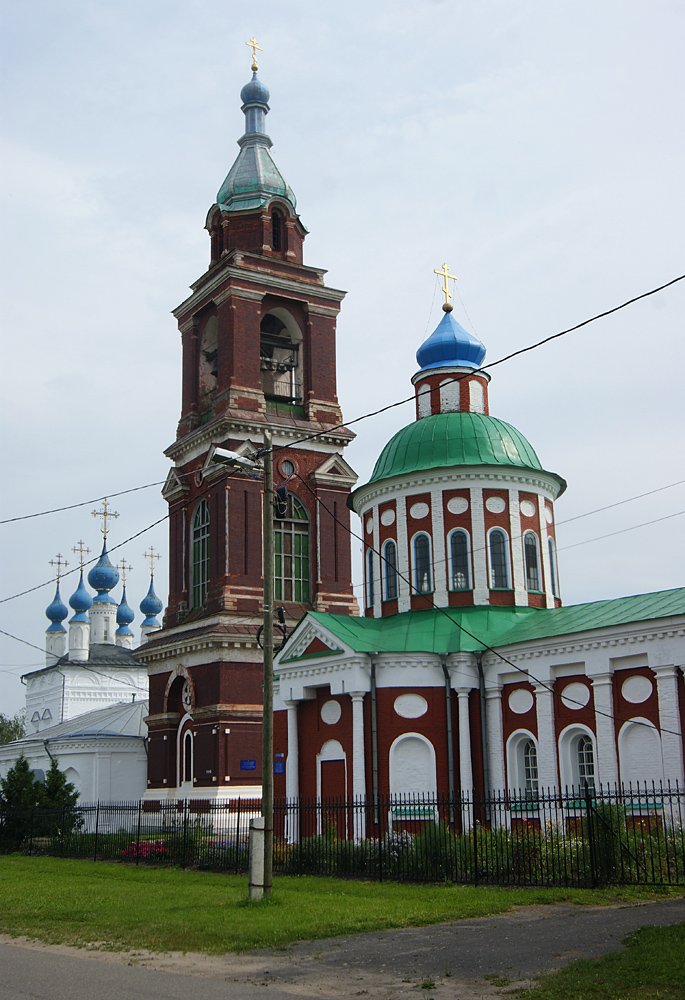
1, 898, 683, 999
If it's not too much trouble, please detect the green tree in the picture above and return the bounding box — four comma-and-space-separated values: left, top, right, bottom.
0, 754, 42, 850
0, 712, 25, 745
37, 758, 81, 839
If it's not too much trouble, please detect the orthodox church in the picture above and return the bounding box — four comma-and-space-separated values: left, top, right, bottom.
0, 517, 164, 801
132, 49, 684, 810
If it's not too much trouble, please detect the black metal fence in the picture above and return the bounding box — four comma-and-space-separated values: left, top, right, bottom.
2, 783, 684, 888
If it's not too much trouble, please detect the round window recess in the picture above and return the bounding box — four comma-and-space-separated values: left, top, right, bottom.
545, 506, 554, 524
409, 502, 430, 519
181, 680, 193, 711
380, 508, 396, 526
508, 688, 534, 714
394, 693, 428, 719
365, 515, 374, 535
485, 496, 506, 514
560, 681, 590, 710
320, 700, 342, 725
621, 674, 653, 704
447, 496, 469, 515
280, 459, 296, 478
520, 500, 536, 518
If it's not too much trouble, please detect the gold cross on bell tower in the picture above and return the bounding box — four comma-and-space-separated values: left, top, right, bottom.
49, 553, 68, 579
143, 546, 161, 576
246, 36, 263, 72
91, 498, 119, 539
433, 262, 458, 313
72, 540, 91, 569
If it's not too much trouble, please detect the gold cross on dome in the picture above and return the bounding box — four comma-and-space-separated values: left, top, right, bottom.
49, 553, 68, 579
143, 546, 161, 576
433, 262, 458, 309
91, 497, 119, 539
72, 540, 91, 569
117, 560, 133, 586
246, 36, 263, 71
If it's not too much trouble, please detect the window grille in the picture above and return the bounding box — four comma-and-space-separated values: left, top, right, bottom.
382, 540, 398, 601
412, 534, 433, 593
488, 529, 510, 588
524, 532, 541, 591
274, 495, 310, 603
449, 530, 471, 590
191, 500, 210, 608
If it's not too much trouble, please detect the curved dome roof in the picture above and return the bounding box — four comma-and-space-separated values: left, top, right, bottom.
416, 309, 486, 372
240, 73, 270, 106
359, 412, 566, 494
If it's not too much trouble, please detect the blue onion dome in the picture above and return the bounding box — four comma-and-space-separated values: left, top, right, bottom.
416, 309, 486, 373
116, 587, 135, 627
88, 541, 120, 604
140, 576, 163, 627
240, 71, 270, 107
69, 571, 93, 620
46, 583, 68, 633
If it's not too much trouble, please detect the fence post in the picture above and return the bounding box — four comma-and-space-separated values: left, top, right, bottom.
584, 782, 598, 888
472, 791, 478, 886
135, 800, 142, 865
93, 801, 100, 862
182, 800, 189, 867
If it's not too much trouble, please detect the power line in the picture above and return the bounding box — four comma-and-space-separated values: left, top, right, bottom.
559, 510, 685, 551
0, 481, 166, 525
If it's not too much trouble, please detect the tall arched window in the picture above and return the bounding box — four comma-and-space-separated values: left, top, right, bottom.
548, 537, 560, 598
577, 734, 595, 792
191, 499, 210, 608
412, 533, 433, 594
365, 548, 375, 608
523, 739, 539, 797
488, 528, 510, 589
559, 727, 596, 792
183, 730, 193, 784
382, 540, 398, 601
274, 495, 310, 603
271, 210, 284, 251
260, 313, 301, 403
523, 531, 541, 591
448, 529, 471, 591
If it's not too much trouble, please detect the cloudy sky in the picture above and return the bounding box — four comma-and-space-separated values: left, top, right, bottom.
1, 1, 683, 717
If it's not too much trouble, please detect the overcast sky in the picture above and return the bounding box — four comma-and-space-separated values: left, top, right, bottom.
1, 1, 684, 717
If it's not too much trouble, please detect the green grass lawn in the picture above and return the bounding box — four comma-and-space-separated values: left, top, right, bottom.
0, 855, 681, 954
517, 922, 685, 999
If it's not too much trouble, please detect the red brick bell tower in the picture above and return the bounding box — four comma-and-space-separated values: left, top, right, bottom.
138, 56, 358, 800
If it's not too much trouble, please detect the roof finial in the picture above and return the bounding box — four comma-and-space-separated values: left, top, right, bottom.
117, 560, 133, 586
433, 262, 457, 313
246, 35, 263, 72
91, 497, 119, 539
72, 540, 91, 570
143, 545, 161, 577
49, 553, 68, 580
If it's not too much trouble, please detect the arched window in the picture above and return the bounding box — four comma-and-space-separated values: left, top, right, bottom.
271, 210, 284, 251
183, 730, 193, 784
523, 531, 541, 592
191, 499, 210, 608
559, 727, 596, 792
577, 735, 595, 792
548, 538, 559, 598
448, 529, 471, 590
488, 529, 510, 589
382, 540, 398, 601
260, 313, 301, 403
523, 739, 539, 797
412, 533, 433, 594
274, 494, 310, 603
365, 548, 375, 608
507, 732, 539, 798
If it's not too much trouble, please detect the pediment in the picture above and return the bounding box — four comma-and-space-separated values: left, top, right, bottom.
310, 453, 358, 488
277, 616, 347, 666
161, 468, 189, 500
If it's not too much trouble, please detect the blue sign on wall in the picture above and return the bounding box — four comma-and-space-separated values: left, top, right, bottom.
273, 760, 285, 774
240, 759, 257, 771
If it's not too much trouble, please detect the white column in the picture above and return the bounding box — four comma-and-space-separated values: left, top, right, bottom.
653, 665, 685, 789
533, 682, 558, 791
372, 506, 382, 618
537, 494, 555, 608
431, 488, 448, 606
590, 673, 619, 788
396, 495, 410, 612
350, 692, 367, 839
456, 688, 474, 830
285, 701, 299, 843
470, 487, 488, 604
508, 488, 526, 605
485, 684, 506, 794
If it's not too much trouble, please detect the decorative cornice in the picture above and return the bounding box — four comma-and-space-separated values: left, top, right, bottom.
353, 468, 561, 512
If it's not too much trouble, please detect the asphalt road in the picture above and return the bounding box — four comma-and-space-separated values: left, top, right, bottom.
0, 898, 683, 1000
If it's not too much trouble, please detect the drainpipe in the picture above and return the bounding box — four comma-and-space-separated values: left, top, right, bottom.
370, 656, 379, 826
440, 655, 455, 823
476, 652, 490, 798
42, 740, 55, 763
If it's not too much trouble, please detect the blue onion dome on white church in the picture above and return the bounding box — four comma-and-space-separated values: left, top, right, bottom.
69, 571, 93, 621
88, 542, 119, 604
216, 67, 297, 214
115, 587, 136, 637
45, 583, 68, 633
416, 307, 487, 373
140, 577, 163, 628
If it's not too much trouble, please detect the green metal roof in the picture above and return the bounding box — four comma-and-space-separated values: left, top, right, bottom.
356, 412, 566, 495
281, 589, 685, 661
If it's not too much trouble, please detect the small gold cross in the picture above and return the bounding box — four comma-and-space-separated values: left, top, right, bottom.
49, 553, 68, 579
246, 36, 263, 72
72, 540, 91, 569
143, 546, 161, 576
91, 497, 119, 539
117, 560, 133, 586
433, 262, 458, 309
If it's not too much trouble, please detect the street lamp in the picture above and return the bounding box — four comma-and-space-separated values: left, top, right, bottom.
212, 431, 274, 899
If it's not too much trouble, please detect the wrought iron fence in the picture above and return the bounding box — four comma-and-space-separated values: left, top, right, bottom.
2, 783, 683, 888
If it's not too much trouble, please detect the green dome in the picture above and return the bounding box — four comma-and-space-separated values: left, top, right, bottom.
360, 412, 566, 493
